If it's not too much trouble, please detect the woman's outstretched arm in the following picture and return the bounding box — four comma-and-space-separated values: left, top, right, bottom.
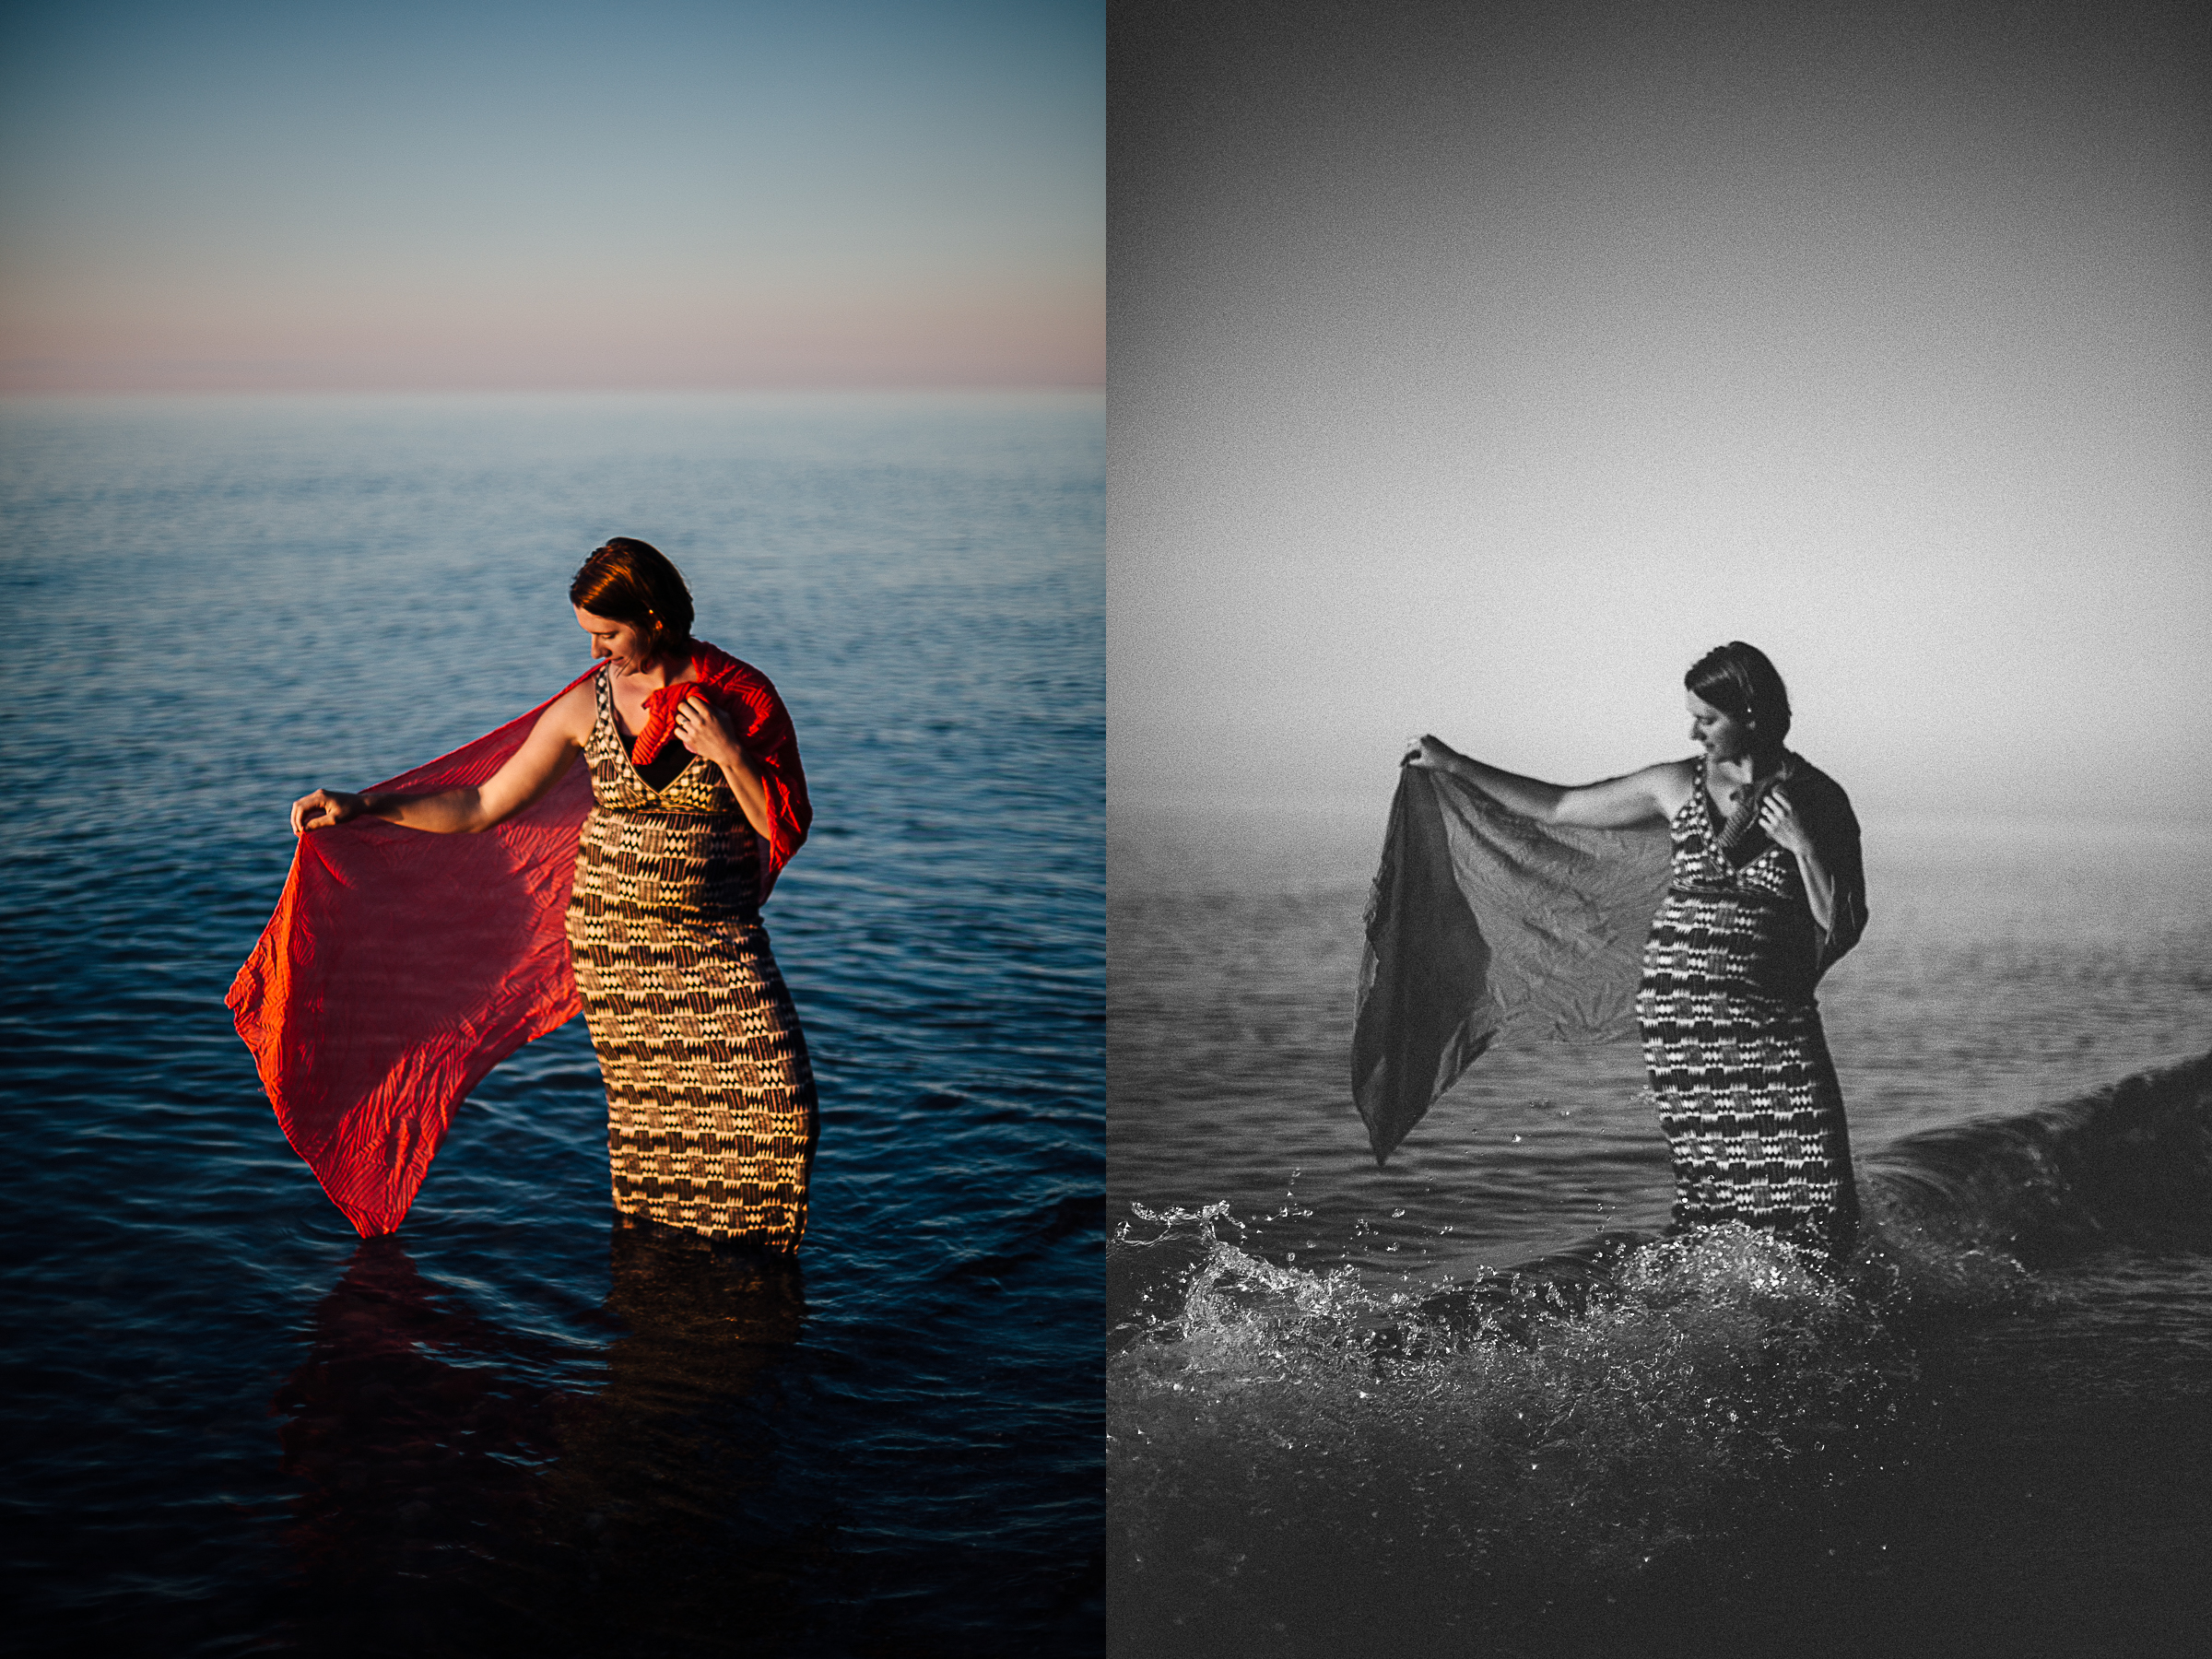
291, 680, 595, 836
1404, 735, 1688, 830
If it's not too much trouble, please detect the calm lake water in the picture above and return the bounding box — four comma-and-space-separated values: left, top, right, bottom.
1, 392, 1103, 1657
1109, 798, 2212, 1657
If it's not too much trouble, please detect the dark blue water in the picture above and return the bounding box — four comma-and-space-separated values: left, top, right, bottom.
1108, 802, 2212, 1656
1, 392, 1103, 1656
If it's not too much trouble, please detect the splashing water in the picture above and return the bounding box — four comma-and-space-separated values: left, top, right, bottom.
1107, 1191, 2065, 1652
1110, 1056, 2212, 1654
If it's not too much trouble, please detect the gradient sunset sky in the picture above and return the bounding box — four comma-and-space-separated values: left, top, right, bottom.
1111, 0, 2209, 825
0, 0, 1102, 391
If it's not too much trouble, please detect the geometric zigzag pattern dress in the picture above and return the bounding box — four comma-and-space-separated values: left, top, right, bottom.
563, 668, 819, 1250
1634, 770, 1860, 1258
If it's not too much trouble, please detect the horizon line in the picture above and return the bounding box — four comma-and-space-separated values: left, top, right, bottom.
0, 381, 1104, 399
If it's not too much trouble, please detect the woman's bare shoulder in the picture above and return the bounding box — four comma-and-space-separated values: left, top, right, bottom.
1636, 757, 1698, 818
535, 673, 601, 745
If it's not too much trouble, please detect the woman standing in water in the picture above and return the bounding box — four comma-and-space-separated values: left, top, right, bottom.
1406, 641, 1866, 1256
290, 539, 819, 1249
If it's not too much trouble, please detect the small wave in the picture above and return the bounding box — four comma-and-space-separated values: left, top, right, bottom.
945, 1192, 1105, 1282
1864, 1047, 2212, 1262
278, 1194, 384, 1252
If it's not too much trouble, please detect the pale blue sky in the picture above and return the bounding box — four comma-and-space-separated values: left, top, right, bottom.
1, 0, 1102, 388
1110, 1, 2210, 826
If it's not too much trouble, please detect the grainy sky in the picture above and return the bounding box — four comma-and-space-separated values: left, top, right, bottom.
1110, 0, 2210, 825
0, 0, 1102, 390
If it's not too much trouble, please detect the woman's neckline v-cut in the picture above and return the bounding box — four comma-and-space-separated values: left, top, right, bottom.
606, 668, 698, 793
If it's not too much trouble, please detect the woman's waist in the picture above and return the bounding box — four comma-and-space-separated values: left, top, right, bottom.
1646, 893, 1818, 978
574, 812, 758, 899
1641, 939, 1819, 1002
567, 872, 760, 922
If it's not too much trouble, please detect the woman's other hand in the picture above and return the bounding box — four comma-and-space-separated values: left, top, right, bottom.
674, 693, 746, 769
292, 789, 366, 835
1758, 785, 1813, 856
1402, 734, 1457, 770
674, 692, 773, 840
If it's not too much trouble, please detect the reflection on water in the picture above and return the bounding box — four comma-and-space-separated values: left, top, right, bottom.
539, 1225, 818, 1653
271, 1240, 570, 1654
272, 1226, 814, 1656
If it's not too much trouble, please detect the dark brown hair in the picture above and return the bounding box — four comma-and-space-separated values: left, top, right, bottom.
570, 538, 695, 662
1685, 641, 1792, 745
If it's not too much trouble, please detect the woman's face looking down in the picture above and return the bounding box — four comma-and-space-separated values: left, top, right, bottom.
575, 606, 656, 675
1686, 692, 1758, 763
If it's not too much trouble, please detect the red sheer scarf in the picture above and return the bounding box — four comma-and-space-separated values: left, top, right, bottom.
227, 644, 810, 1237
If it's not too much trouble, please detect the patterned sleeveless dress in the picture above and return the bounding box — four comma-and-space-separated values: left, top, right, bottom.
1634, 765, 1859, 1256
563, 669, 819, 1249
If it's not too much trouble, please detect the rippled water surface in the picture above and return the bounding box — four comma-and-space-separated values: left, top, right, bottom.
1109, 799, 2212, 1656
1, 392, 1102, 1656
